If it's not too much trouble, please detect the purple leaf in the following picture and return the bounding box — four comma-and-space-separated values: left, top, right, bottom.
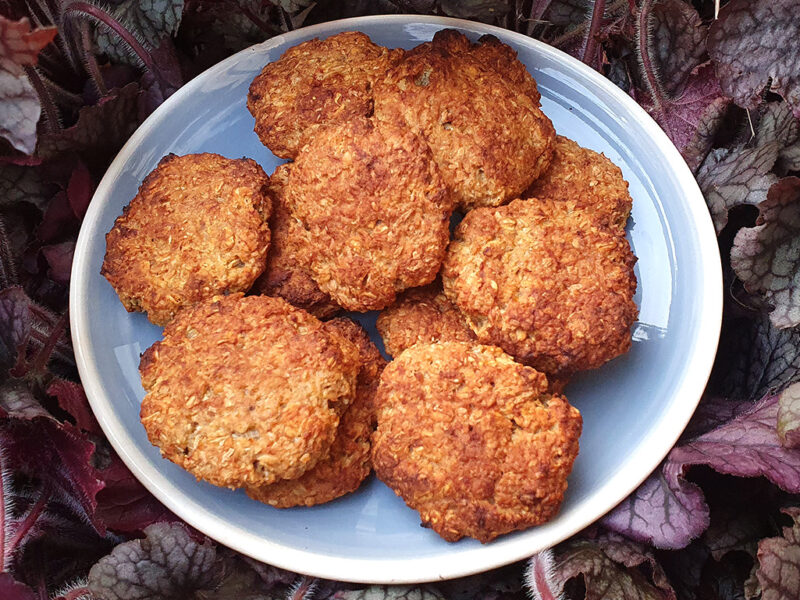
756, 508, 800, 600
671, 393, 800, 492
88, 522, 222, 600
0, 379, 49, 419
708, 0, 800, 116
548, 538, 672, 600
731, 177, 800, 329
0, 574, 37, 600
696, 143, 779, 234
641, 64, 730, 172
0, 17, 57, 154
0, 286, 31, 374
41, 240, 74, 285
601, 461, 709, 550
778, 382, 800, 448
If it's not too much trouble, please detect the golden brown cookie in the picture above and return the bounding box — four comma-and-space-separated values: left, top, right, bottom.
376, 282, 476, 358
285, 117, 453, 312
139, 294, 359, 489
524, 136, 633, 230
373, 29, 555, 211
102, 153, 271, 326
247, 31, 403, 159
251, 163, 340, 319
372, 342, 582, 543
442, 198, 638, 376
246, 318, 386, 507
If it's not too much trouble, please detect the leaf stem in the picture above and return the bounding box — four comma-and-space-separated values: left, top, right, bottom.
79, 21, 107, 97
63, 2, 158, 77
30, 311, 68, 377
636, 0, 667, 114
581, 0, 606, 67
63, 587, 92, 600
23, 66, 60, 133
7, 493, 48, 559
0, 217, 18, 288
0, 444, 6, 570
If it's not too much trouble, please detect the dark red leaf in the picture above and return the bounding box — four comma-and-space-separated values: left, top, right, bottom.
66, 161, 93, 220
95, 454, 175, 533
47, 378, 102, 435
0, 573, 37, 600
36, 83, 140, 167
37, 190, 75, 243
5, 419, 106, 534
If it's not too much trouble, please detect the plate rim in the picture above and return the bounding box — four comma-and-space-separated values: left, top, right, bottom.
70, 14, 723, 583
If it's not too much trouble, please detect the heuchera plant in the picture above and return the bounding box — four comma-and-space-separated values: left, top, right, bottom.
0, 0, 798, 598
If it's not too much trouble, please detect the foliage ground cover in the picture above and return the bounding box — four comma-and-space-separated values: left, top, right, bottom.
1, 0, 799, 598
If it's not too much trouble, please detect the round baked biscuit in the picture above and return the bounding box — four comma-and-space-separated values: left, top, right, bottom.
470, 34, 541, 105
372, 342, 582, 543
376, 283, 476, 358
442, 199, 638, 376
139, 294, 359, 489
246, 318, 386, 507
102, 153, 271, 326
247, 31, 403, 159
285, 118, 453, 312
373, 29, 555, 211
524, 136, 633, 230
251, 164, 340, 319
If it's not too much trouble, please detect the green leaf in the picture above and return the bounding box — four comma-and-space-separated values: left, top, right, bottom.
754, 102, 800, 173
731, 177, 800, 328
696, 143, 779, 234
88, 522, 222, 600
646, 0, 706, 97
273, 0, 314, 13
778, 381, 800, 448
95, 0, 184, 64
440, 0, 510, 21
332, 586, 446, 600
0, 163, 56, 212
755, 508, 800, 600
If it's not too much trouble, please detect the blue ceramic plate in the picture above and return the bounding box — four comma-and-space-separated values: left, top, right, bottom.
71, 15, 722, 584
